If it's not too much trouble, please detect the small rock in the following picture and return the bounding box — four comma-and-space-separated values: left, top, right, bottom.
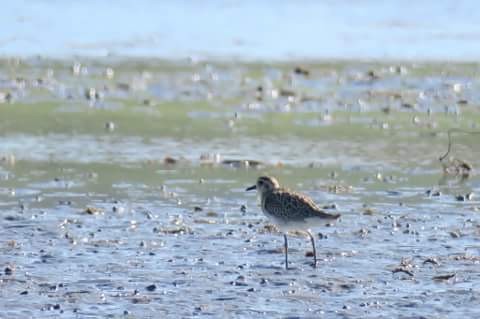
263, 224, 278, 233
72, 62, 82, 75
105, 122, 115, 132
117, 83, 130, 91
294, 66, 310, 76
0, 91, 13, 103
367, 70, 379, 79
449, 231, 461, 238
232, 281, 248, 287
146, 284, 156, 291
4, 266, 14, 275
112, 206, 125, 213
164, 156, 177, 165
433, 273, 456, 281
363, 208, 375, 216
230, 275, 248, 287
194, 305, 208, 312
452, 83, 462, 93
423, 257, 439, 265
143, 99, 154, 106
317, 232, 327, 239
84, 207, 103, 215
329, 171, 338, 178
85, 88, 97, 100
105, 68, 115, 79
392, 267, 414, 277
426, 189, 441, 197
322, 203, 337, 210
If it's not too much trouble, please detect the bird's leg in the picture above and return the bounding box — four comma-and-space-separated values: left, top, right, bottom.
283, 234, 289, 270
307, 230, 317, 268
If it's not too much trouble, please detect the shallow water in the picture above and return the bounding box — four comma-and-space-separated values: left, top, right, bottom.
0, 58, 480, 318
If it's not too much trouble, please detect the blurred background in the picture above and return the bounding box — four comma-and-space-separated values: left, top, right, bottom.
2, 0, 480, 60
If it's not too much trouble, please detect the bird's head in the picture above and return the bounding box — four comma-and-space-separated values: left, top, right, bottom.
246, 176, 280, 194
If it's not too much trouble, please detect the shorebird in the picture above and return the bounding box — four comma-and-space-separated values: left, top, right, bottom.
246, 176, 340, 269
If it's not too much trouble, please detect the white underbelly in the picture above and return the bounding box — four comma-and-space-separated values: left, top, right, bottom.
261, 210, 308, 231
261, 208, 328, 232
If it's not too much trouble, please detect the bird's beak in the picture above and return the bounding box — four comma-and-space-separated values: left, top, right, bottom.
245, 185, 256, 191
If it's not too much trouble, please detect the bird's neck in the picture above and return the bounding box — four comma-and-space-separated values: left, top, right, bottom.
260, 188, 277, 196
259, 189, 271, 200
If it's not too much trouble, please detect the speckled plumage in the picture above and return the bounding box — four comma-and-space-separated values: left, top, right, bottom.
262, 188, 340, 226
246, 176, 340, 269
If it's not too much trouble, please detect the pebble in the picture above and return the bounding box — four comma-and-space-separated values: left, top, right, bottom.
318, 232, 328, 239
322, 203, 337, 210
0, 91, 12, 103
194, 305, 208, 312
146, 284, 157, 291
4, 266, 14, 275
449, 231, 461, 238
85, 88, 97, 100
164, 156, 177, 165
105, 68, 115, 79
105, 121, 115, 132
294, 66, 310, 76
230, 280, 248, 287
426, 189, 441, 197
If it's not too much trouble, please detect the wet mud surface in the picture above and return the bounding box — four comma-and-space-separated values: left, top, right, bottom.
0, 58, 480, 318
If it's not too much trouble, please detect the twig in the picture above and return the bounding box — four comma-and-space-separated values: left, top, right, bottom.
439, 129, 480, 161
392, 267, 414, 277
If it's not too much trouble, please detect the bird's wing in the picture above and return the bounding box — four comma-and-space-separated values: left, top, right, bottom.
264, 189, 339, 221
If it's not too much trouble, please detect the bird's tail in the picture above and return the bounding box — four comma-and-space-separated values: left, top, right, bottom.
316, 210, 341, 220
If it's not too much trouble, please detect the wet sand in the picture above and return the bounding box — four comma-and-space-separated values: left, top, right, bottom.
0, 58, 480, 318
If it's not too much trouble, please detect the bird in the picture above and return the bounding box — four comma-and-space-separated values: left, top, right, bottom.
246, 176, 340, 269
